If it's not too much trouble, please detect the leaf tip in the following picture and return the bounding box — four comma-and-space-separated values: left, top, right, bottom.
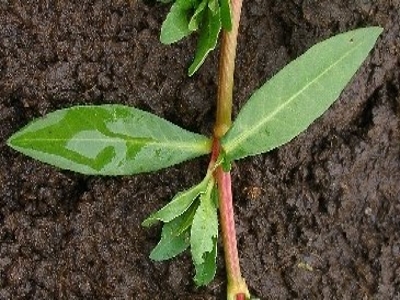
159, 30, 174, 45
373, 26, 384, 34
188, 67, 196, 77
141, 217, 158, 227
149, 250, 164, 261
6, 135, 14, 147
6, 132, 23, 151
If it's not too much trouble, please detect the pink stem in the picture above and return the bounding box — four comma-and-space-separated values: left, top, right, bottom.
236, 293, 246, 300
210, 139, 249, 299
212, 0, 249, 298
216, 167, 241, 283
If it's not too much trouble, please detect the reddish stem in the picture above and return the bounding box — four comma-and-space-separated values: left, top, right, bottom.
216, 166, 241, 282
209, 140, 241, 284
210, 139, 249, 300
212, 0, 249, 299
236, 294, 246, 300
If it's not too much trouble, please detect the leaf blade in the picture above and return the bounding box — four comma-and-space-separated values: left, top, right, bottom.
219, 0, 232, 30
188, 4, 221, 76
188, 0, 208, 31
190, 180, 218, 266
193, 184, 219, 285
221, 27, 383, 161
142, 174, 210, 227
149, 203, 198, 261
8, 105, 211, 175
160, 0, 195, 44
194, 237, 217, 286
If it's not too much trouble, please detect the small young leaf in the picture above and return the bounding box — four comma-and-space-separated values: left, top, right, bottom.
222, 27, 383, 161
160, 0, 195, 44
142, 173, 211, 227
194, 237, 217, 286
207, 0, 218, 14
188, 4, 221, 76
150, 203, 198, 261
8, 105, 211, 175
188, 0, 207, 32
190, 180, 218, 266
158, 0, 232, 75
150, 223, 189, 261
193, 185, 219, 285
219, 0, 232, 31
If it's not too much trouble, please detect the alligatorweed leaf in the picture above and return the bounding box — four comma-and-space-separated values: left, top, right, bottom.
219, 0, 232, 31
194, 236, 217, 285
191, 179, 218, 268
160, 0, 195, 44
208, 0, 218, 14
188, 2, 221, 76
142, 173, 211, 227
193, 184, 219, 285
7, 105, 211, 175
188, 0, 207, 31
149, 203, 199, 261
159, 0, 231, 75
222, 27, 383, 161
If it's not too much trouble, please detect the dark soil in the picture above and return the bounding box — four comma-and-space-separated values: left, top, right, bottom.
1, 1, 399, 299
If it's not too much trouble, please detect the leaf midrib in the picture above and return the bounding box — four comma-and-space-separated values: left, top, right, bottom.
14, 136, 210, 151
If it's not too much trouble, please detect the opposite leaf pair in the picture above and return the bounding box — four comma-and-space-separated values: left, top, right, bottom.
8, 28, 381, 175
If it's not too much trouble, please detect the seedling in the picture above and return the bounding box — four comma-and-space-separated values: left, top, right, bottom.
7, 0, 382, 298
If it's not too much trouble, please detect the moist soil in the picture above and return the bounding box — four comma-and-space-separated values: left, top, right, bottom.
1, 1, 399, 299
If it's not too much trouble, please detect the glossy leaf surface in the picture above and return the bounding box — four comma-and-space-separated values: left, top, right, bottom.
222, 27, 383, 161
8, 105, 211, 175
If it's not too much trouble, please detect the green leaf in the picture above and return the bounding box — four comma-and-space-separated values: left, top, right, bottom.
188, 4, 221, 76
150, 203, 198, 261
142, 173, 211, 227
194, 237, 217, 285
222, 27, 383, 161
219, 0, 232, 31
7, 105, 211, 175
193, 184, 219, 285
188, 0, 207, 31
160, 0, 195, 44
158, 0, 232, 75
208, 0, 218, 14
191, 180, 218, 266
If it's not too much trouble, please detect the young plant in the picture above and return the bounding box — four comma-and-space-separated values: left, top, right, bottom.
7, 2, 382, 298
